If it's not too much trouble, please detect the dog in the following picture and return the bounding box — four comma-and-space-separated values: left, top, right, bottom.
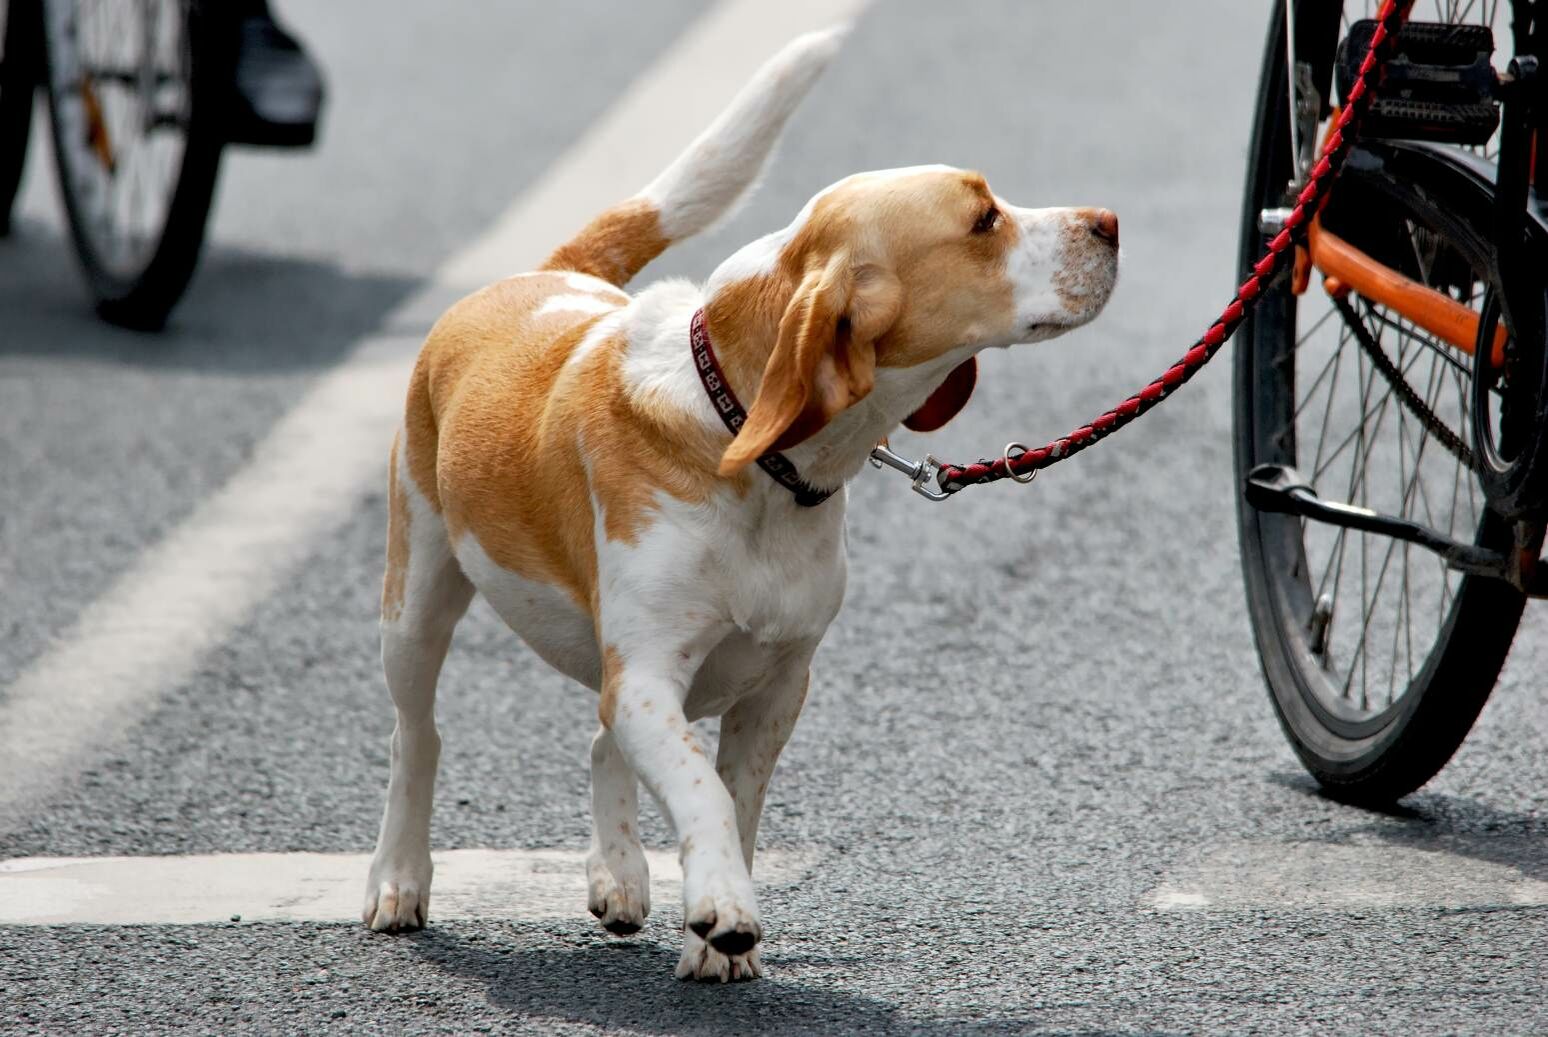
363, 25, 1118, 982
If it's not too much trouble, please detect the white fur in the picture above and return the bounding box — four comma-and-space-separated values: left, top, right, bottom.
562, 311, 626, 374
455, 536, 599, 687
619, 280, 723, 428
1003, 202, 1118, 339
537, 293, 621, 318
565, 272, 628, 297
643, 25, 849, 240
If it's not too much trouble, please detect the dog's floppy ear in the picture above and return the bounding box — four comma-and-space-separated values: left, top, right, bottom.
903, 358, 978, 432
719, 255, 901, 476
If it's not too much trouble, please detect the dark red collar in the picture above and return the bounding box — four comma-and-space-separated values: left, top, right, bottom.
689, 308, 834, 507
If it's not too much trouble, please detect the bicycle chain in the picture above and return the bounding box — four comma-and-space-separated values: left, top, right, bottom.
1331, 294, 1476, 470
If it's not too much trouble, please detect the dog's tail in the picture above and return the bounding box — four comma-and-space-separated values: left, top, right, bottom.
540, 25, 847, 287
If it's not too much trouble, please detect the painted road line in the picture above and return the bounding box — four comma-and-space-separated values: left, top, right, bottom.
440, 0, 864, 288
0, 0, 870, 832
0, 848, 814, 926
1148, 839, 1548, 911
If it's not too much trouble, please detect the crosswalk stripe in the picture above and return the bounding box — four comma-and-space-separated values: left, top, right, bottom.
1148, 839, 1548, 911
0, 847, 814, 926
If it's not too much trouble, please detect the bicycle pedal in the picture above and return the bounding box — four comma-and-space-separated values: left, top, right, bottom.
1244, 464, 1511, 579
1336, 20, 1500, 146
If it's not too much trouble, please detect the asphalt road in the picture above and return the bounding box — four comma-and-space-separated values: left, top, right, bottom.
2, 1, 1545, 1034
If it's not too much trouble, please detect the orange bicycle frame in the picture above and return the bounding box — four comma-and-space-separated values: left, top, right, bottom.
1302, 217, 1508, 368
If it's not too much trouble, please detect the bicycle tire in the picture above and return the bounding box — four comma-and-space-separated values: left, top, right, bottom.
1234, 0, 1534, 805
0, 0, 39, 235
42, 0, 232, 329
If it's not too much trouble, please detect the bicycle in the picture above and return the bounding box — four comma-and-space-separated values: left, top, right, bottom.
1236, 0, 1548, 804
0, 0, 320, 330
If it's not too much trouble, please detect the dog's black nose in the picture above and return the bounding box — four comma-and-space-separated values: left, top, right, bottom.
1091, 209, 1119, 247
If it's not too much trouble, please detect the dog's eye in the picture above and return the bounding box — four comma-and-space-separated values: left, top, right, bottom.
971, 206, 1000, 234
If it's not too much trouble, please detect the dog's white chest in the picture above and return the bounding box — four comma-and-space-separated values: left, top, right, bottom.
715, 503, 848, 645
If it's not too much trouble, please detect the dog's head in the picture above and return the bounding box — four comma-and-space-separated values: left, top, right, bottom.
704, 165, 1118, 476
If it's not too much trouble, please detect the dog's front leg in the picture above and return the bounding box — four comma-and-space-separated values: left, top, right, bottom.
601, 646, 761, 982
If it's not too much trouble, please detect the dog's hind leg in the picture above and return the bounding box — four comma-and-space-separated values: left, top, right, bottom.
585, 726, 651, 935
364, 432, 473, 932
716, 653, 812, 873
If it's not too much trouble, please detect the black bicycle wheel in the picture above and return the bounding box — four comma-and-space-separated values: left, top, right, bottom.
0, 0, 40, 235
42, 0, 232, 329
1234, 0, 1539, 804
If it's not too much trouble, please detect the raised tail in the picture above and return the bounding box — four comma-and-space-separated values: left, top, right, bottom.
540, 25, 848, 287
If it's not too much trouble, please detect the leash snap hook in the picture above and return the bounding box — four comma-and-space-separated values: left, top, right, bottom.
869, 443, 952, 502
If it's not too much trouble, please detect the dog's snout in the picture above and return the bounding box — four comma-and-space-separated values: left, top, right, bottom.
1090, 209, 1119, 247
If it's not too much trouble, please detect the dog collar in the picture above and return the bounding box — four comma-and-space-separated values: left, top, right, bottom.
689, 308, 835, 507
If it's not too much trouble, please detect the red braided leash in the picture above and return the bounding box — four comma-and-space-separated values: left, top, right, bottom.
931, 0, 1416, 496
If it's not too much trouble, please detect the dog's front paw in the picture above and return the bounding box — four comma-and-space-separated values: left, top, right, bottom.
586, 848, 650, 936
675, 928, 763, 982
681, 870, 761, 961
362, 854, 432, 932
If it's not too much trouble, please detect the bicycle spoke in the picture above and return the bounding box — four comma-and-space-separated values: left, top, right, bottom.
1344, 507, 1406, 704
1291, 306, 1344, 422
1310, 345, 1424, 483
49, 0, 193, 280
1309, 327, 1351, 478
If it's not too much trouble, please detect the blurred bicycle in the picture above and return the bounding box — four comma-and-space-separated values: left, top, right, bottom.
0, 0, 323, 329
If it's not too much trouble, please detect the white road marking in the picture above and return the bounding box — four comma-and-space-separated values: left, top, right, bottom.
439, 0, 867, 288
0, 847, 813, 926
1148, 839, 1548, 911
0, 0, 869, 831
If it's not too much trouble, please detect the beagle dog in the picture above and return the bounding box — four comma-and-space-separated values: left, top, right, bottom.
363, 25, 1118, 982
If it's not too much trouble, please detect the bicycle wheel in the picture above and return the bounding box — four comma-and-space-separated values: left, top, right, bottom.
41, 0, 231, 329
0, 0, 39, 235
1235, 0, 1541, 804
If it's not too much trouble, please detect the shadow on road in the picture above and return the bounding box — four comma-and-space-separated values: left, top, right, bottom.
1269, 771, 1548, 882
0, 216, 418, 372
406, 927, 1156, 1037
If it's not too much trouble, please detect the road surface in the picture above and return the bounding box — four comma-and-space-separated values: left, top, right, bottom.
1, 1, 1544, 1033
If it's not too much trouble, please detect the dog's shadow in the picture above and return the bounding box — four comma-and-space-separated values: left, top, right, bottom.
407, 929, 901, 1035
406, 928, 1127, 1037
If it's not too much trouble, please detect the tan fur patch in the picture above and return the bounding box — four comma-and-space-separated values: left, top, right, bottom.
404, 269, 741, 622
404, 273, 621, 610
382, 432, 409, 622
542, 198, 670, 288
599, 644, 623, 728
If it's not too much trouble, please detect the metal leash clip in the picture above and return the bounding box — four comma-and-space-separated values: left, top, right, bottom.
868, 442, 951, 501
